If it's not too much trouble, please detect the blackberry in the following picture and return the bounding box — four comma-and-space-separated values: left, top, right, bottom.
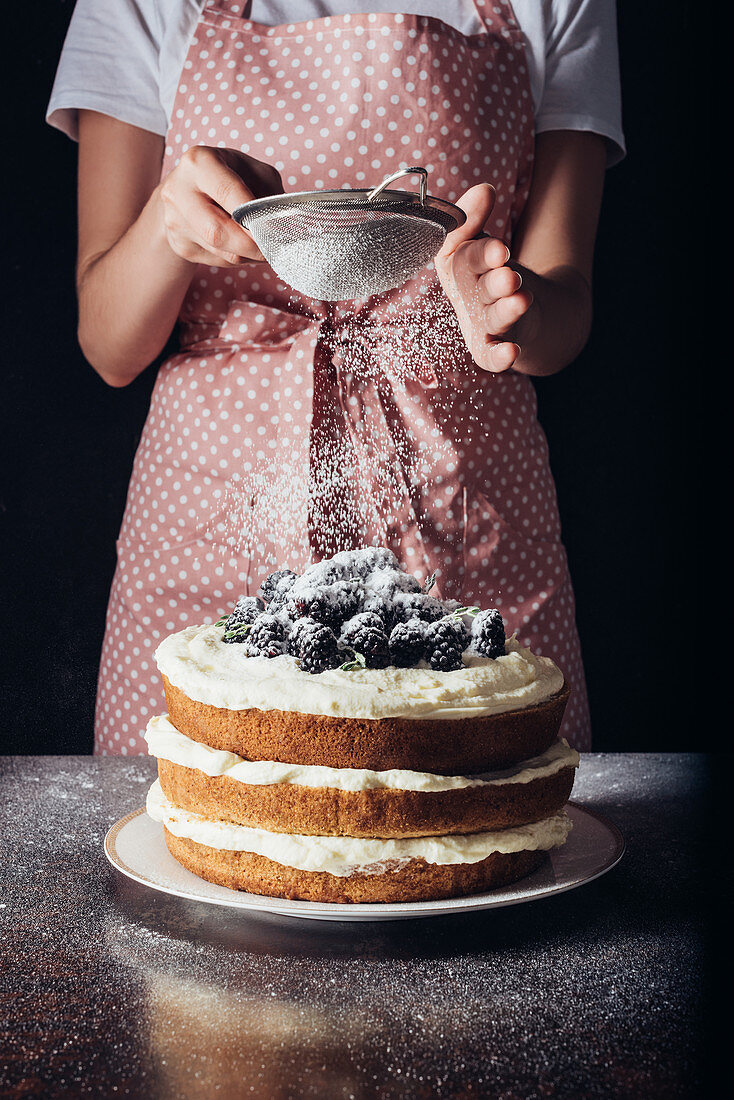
299, 559, 348, 587
259, 569, 297, 605
426, 617, 467, 672
222, 596, 265, 643
331, 547, 400, 578
243, 613, 288, 658
472, 608, 506, 659
366, 567, 422, 601
287, 616, 306, 656
389, 618, 431, 667
340, 612, 385, 647
287, 580, 363, 630
345, 625, 391, 669
361, 593, 396, 630
298, 621, 341, 674
268, 576, 299, 613
288, 615, 319, 657
397, 573, 424, 594
440, 615, 471, 649
393, 593, 445, 624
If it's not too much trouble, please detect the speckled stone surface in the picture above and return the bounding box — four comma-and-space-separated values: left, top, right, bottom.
0, 754, 712, 1098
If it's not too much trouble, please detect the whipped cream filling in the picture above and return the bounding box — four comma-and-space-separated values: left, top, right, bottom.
154, 623, 564, 720
147, 780, 572, 876
145, 714, 579, 792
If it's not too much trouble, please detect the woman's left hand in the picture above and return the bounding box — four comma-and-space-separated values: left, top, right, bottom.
435, 183, 535, 373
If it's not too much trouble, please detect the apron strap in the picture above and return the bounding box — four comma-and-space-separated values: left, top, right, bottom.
472, 0, 521, 33
202, 1, 253, 18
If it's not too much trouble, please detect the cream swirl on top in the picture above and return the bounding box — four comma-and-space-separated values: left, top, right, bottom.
155, 623, 564, 719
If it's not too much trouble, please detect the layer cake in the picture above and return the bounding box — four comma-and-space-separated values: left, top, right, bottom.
144, 548, 578, 903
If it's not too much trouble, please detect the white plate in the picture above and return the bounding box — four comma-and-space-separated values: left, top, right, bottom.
105, 802, 624, 922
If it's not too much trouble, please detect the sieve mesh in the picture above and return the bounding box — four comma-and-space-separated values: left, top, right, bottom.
232, 170, 464, 301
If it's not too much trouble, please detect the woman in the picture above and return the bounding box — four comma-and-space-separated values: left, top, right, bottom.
48, 0, 624, 753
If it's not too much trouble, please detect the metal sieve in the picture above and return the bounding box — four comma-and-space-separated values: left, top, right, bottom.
231, 166, 465, 301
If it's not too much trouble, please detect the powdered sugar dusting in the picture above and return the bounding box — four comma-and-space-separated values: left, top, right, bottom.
204, 279, 489, 593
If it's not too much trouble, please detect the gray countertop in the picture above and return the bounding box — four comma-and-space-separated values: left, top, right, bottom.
0, 754, 711, 1098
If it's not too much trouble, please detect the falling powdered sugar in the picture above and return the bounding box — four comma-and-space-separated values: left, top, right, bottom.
205, 274, 495, 589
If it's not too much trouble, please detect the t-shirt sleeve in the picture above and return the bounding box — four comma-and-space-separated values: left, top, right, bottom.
537, 0, 625, 166
46, 0, 167, 141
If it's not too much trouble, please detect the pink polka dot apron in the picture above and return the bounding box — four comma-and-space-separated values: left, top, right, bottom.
95, 0, 591, 754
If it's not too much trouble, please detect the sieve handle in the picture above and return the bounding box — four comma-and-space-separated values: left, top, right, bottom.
367, 166, 428, 205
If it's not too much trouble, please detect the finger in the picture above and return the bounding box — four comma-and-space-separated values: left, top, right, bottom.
453, 236, 510, 278
478, 265, 523, 304
170, 238, 244, 267
184, 146, 257, 214
437, 183, 496, 258
177, 187, 263, 260
485, 289, 533, 334
187, 228, 263, 265
486, 341, 520, 373
170, 219, 262, 266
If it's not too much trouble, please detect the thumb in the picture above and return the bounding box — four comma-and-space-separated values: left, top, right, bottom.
438, 183, 496, 259
221, 148, 285, 200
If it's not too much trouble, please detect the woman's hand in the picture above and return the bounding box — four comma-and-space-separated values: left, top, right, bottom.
435, 134, 607, 378
76, 113, 286, 385
435, 184, 533, 373
159, 146, 283, 267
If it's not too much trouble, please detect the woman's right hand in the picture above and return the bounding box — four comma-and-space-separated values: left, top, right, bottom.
159, 146, 284, 267
76, 112, 287, 383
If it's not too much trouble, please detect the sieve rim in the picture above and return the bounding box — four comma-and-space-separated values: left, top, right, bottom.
231, 188, 465, 231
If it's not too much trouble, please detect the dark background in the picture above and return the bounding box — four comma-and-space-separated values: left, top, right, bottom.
1, 1, 698, 755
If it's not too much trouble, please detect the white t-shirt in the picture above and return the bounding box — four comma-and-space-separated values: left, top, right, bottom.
47, 0, 625, 165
